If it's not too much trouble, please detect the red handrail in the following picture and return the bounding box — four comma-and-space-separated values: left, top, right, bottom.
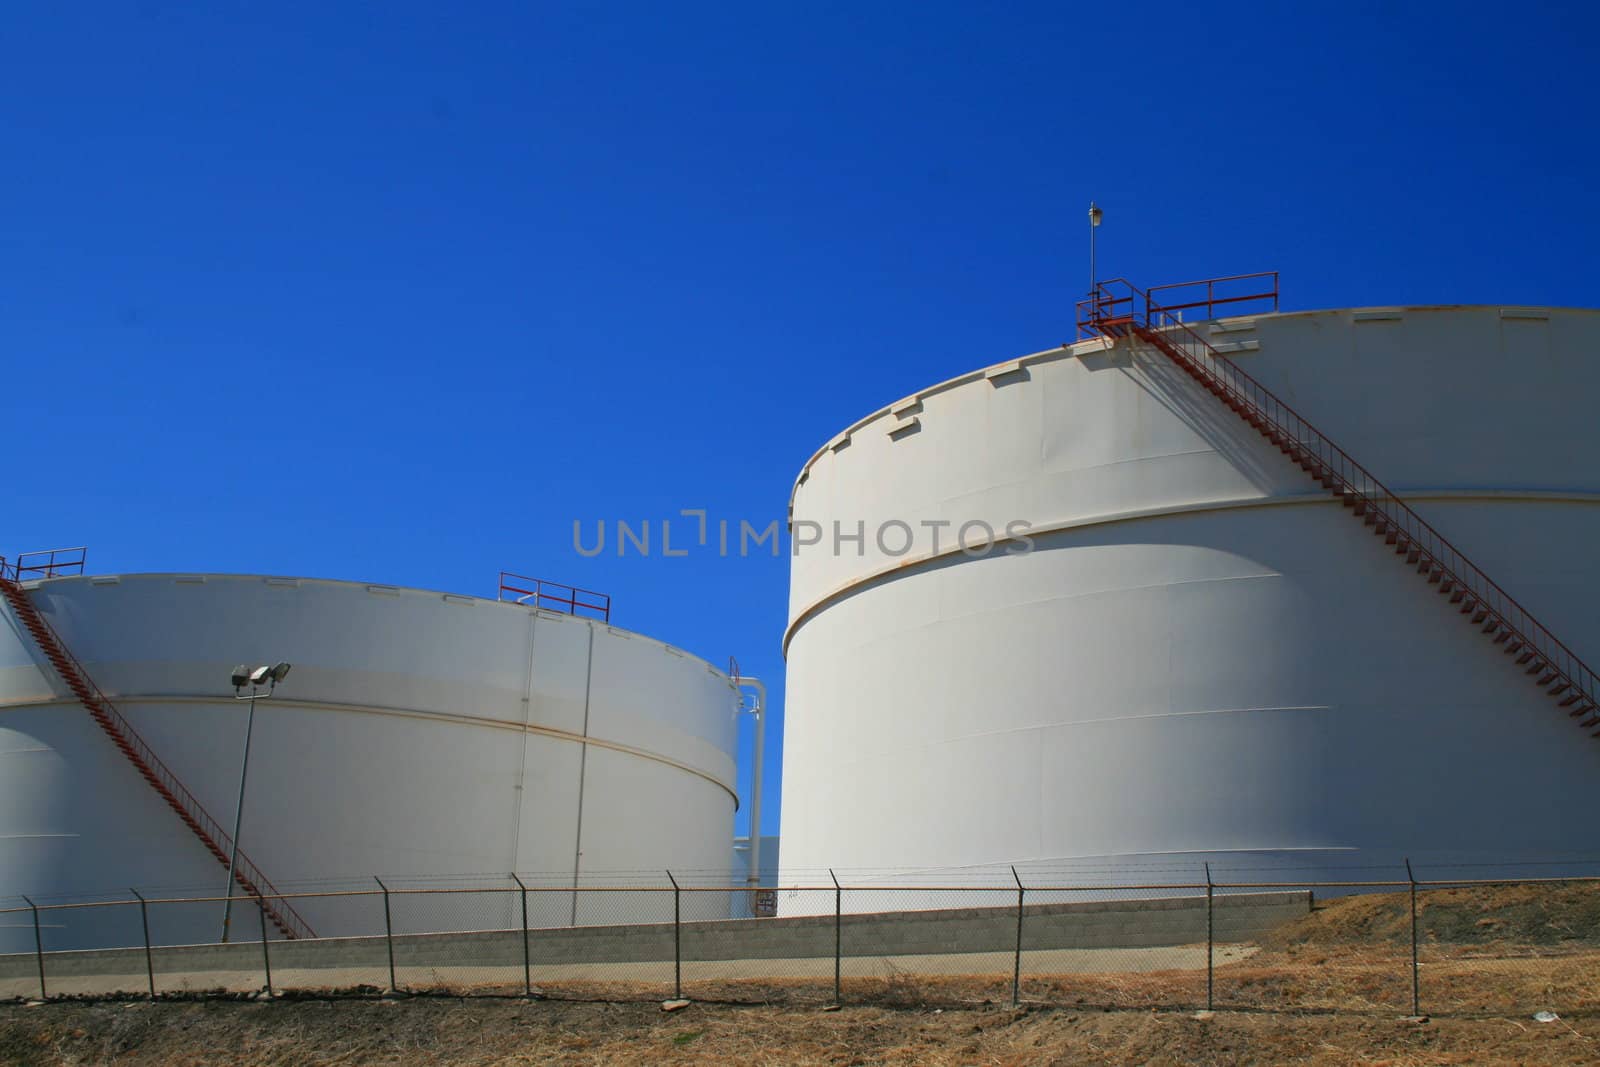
2, 547, 87, 581
0, 575, 316, 939
1146, 271, 1279, 321
498, 571, 612, 622
1081, 277, 1600, 735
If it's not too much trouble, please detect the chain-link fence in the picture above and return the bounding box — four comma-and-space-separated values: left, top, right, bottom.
4, 871, 1598, 1018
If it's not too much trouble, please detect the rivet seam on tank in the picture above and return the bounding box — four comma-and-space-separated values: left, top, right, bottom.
985, 363, 1027, 386
830, 435, 852, 453
1209, 320, 1257, 335
442, 594, 473, 606
1211, 340, 1261, 355
1354, 311, 1403, 323
891, 397, 922, 419
365, 584, 400, 597
90, 576, 120, 585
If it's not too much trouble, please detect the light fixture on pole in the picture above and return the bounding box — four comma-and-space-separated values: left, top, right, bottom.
1088, 201, 1104, 297
220, 661, 291, 943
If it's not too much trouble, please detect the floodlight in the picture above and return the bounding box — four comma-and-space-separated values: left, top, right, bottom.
270, 662, 291, 684
249, 665, 273, 687
230, 664, 250, 689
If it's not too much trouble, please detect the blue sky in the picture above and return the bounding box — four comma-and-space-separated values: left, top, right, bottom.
3, 2, 1596, 838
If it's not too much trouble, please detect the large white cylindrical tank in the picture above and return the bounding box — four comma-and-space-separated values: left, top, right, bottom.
780, 306, 1600, 888
0, 574, 740, 949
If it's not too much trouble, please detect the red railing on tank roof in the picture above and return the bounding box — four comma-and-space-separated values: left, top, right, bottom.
498, 571, 611, 622
1, 547, 87, 581
1076, 272, 1278, 339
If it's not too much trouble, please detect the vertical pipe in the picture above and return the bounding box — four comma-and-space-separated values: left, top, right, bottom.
131, 889, 154, 1000
512, 874, 531, 998
376, 877, 396, 993
1406, 858, 1420, 1017
221, 693, 258, 943
569, 626, 596, 927
666, 871, 681, 1001
257, 897, 272, 997
1204, 862, 1214, 1012
830, 869, 842, 1006
23, 895, 44, 1000
734, 677, 768, 904
1011, 866, 1024, 1008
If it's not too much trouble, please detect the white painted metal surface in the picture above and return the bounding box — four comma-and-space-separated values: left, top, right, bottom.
780, 306, 1600, 893
0, 575, 741, 950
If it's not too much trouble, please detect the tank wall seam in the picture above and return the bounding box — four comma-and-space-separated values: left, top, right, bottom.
0, 693, 738, 801
782, 487, 1600, 655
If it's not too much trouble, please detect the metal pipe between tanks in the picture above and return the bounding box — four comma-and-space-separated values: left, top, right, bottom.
734, 676, 767, 900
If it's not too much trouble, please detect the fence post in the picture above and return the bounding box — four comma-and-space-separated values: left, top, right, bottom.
257, 897, 273, 997
375, 877, 397, 993
1406, 858, 1420, 1017
22, 895, 44, 1000
830, 869, 842, 1006
131, 889, 155, 1000
1011, 866, 1024, 1007
666, 871, 681, 1001
1204, 862, 1214, 1012
511, 874, 531, 998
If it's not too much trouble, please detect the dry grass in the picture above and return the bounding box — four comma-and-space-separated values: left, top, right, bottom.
6, 882, 1600, 1063
3, 997, 1599, 1066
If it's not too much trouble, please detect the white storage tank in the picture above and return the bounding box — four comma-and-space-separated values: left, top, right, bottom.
0, 572, 742, 950
779, 303, 1600, 889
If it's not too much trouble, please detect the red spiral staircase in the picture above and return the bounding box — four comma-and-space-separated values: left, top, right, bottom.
0, 550, 314, 939
1077, 275, 1600, 738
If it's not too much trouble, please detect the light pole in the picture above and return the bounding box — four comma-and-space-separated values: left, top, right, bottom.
1088, 201, 1104, 297
220, 661, 290, 943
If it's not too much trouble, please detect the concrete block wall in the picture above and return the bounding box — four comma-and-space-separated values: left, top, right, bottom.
0, 890, 1310, 982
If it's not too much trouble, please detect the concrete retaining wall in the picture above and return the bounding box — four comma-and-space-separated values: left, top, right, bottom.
0, 891, 1309, 982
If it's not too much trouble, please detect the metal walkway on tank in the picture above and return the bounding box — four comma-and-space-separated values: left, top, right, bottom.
1079, 274, 1600, 741
0, 548, 315, 940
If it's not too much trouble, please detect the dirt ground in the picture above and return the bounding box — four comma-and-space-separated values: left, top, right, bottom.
7, 883, 1600, 1064
3, 996, 1598, 1066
